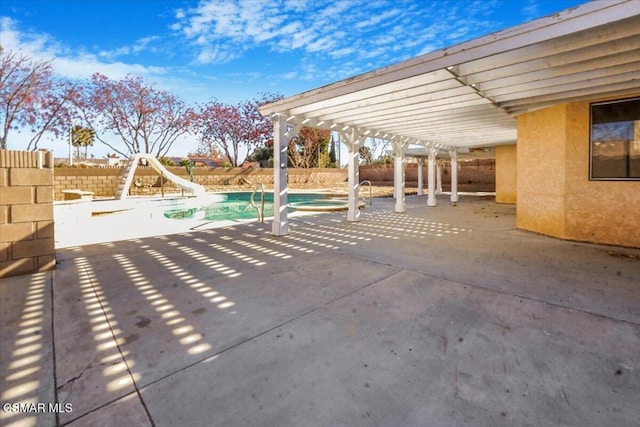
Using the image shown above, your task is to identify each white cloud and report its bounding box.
[290,28,317,50]
[354,8,402,30]
[416,43,441,57]
[370,34,397,47]
[1,16,169,81]
[521,0,539,20]
[55,56,167,80]
[306,35,337,53]
[1,17,58,58]
[194,46,239,65]
[329,47,356,59]
[173,0,505,83]
[131,36,160,54]
[98,36,161,59]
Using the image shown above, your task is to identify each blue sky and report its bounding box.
[1,0,584,157]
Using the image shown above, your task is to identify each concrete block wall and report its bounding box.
[54,167,119,199]
[54,162,496,199]
[54,167,349,199]
[0,149,55,278]
[496,145,517,204]
[360,159,496,192]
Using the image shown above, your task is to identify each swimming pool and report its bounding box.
[163,192,340,221]
[53,191,346,248]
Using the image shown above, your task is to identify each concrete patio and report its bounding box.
[1,195,639,426]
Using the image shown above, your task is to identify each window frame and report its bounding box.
[589,97,640,181]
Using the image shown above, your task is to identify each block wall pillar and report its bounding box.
[496,144,517,204]
[0,150,55,278]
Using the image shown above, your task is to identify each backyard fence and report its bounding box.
[53,167,349,200]
[360,159,496,192]
[52,160,496,201]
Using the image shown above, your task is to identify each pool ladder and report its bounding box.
[359,180,372,207]
[250,183,265,223]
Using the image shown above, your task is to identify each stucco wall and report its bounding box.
[495,145,517,204]
[563,100,640,247]
[517,105,567,237]
[516,96,640,248]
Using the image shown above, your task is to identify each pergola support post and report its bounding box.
[436,161,442,194]
[392,141,407,213]
[417,158,424,196]
[450,149,459,203]
[427,146,437,207]
[344,130,364,222]
[271,114,299,236]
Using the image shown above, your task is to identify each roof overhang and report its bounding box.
[260,0,640,152]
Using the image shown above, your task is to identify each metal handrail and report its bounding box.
[359,180,372,206]
[250,183,266,222]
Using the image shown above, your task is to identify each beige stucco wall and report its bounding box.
[517,104,567,238]
[516,96,640,248]
[495,144,517,204]
[563,100,640,247]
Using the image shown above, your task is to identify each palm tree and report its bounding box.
[71,125,95,159]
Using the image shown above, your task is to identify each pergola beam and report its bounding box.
[315,93,484,124]
[471,46,640,90]
[506,86,640,115]
[291,83,474,119]
[483,62,640,99]
[288,70,453,116]
[359,111,512,130]
[457,15,640,77]
[500,80,640,109]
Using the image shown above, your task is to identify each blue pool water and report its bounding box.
[163,192,334,221]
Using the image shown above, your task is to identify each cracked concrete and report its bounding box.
[1,194,639,426]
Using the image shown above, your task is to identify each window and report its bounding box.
[590,97,640,180]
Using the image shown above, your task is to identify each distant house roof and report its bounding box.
[241,161,259,169]
[53,157,114,167]
[169,156,221,167]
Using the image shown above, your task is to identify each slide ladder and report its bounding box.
[359,180,372,206]
[249,183,266,223]
[114,157,137,199]
[115,154,207,200]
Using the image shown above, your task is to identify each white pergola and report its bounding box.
[259,0,640,236]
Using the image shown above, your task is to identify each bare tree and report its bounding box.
[0,47,77,150]
[287,127,332,168]
[195,94,281,167]
[366,137,390,162]
[80,73,195,157]
[358,145,373,165]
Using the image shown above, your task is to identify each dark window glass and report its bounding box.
[590,98,640,180]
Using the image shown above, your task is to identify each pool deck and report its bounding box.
[2,194,639,426]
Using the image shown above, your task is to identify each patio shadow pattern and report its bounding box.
[1,195,639,426]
